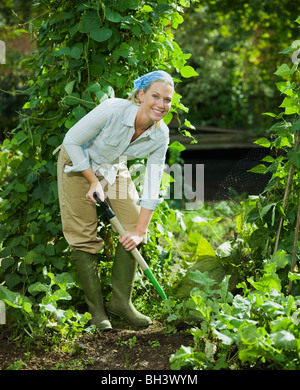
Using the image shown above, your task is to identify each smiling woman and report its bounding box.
[56,70,174,331]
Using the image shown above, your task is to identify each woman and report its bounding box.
[57,70,174,330]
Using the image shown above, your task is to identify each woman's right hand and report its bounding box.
[86,181,105,203]
[82,167,105,203]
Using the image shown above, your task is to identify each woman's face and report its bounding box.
[139,81,174,123]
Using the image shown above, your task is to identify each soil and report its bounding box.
[0,320,193,371]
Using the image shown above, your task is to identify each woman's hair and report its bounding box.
[127,78,173,106]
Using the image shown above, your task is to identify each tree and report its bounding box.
[175,0,300,131]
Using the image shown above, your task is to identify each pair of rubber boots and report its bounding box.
[72,242,151,331]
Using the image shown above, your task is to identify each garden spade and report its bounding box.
[93,192,167,300]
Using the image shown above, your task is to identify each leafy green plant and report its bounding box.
[5,360,28,370]
[29,267,92,339]
[170,18,300,370]
[0,266,92,341]
[205,19,300,293]
[148,339,161,348]
[170,251,300,370]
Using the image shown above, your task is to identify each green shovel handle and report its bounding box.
[93,192,167,300]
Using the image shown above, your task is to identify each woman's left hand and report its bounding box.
[119,230,145,251]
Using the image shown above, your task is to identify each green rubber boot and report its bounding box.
[72,250,112,331]
[107,243,152,327]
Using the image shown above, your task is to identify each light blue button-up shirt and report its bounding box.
[62,98,170,210]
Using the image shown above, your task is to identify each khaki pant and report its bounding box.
[57,146,142,254]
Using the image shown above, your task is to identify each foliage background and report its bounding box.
[175,0,300,131]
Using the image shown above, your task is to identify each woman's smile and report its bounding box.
[151,107,165,117]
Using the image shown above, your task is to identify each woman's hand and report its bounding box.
[86,181,104,203]
[119,230,145,251]
[119,207,153,251]
[81,167,104,203]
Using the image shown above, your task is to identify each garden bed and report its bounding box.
[0,321,192,370]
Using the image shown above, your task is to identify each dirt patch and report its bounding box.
[0,321,192,370]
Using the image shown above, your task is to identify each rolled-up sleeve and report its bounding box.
[137,139,169,210]
[62,102,111,172]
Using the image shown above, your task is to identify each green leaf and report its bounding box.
[279,46,294,54]
[163,40,174,52]
[102,85,115,98]
[288,272,300,282]
[248,164,267,174]
[196,236,216,258]
[232,295,251,317]
[239,324,258,344]
[269,250,289,270]
[254,137,271,148]
[142,5,153,12]
[275,82,295,97]
[52,289,72,301]
[90,28,112,42]
[170,345,195,370]
[65,92,80,105]
[112,0,139,12]
[291,119,300,133]
[287,150,300,168]
[191,290,212,321]
[168,141,186,152]
[262,112,277,117]
[15,245,27,258]
[81,92,95,108]
[180,66,198,78]
[248,273,282,293]
[0,285,32,312]
[52,272,75,290]
[171,12,184,28]
[72,106,87,121]
[216,241,232,258]
[0,257,15,272]
[79,11,101,34]
[64,80,75,94]
[28,282,49,294]
[189,270,218,290]
[70,43,83,59]
[5,273,22,289]
[274,64,291,78]
[270,330,297,351]
[279,97,299,115]
[86,82,102,92]
[54,47,70,57]
[22,101,31,109]
[131,24,141,36]
[15,183,26,192]
[140,20,152,34]
[213,328,235,347]
[105,8,122,23]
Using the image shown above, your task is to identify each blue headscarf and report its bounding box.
[133,70,174,91]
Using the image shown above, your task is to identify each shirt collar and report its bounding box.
[122,103,139,127]
[122,102,158,140]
